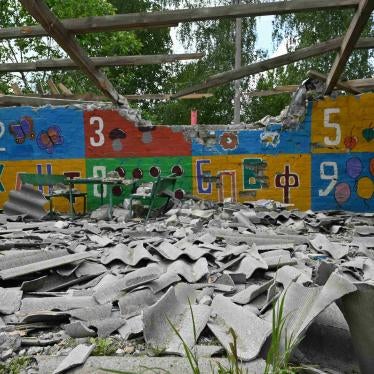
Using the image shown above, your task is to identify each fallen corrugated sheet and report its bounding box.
[339,282,374,374]
[4,184,47,219]
[276,272,357,352]
[52,344,95,374]
[0,251,95,280]
[208,295,271,361]
[143,286,211,355]
[93,264,163,304]
[0,287,22,314]
[167,258,209,283]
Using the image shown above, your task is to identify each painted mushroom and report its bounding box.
[109,128,126,151]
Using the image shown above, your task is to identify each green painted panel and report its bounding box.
[85,156,192,210]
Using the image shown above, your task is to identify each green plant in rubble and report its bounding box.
[215,328,248,374]
[0,356,32,374]
[90,337,118,356]
[264,291,301,374]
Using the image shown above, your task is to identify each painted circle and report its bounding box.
[357,177,374,200]
[174,189,185,200]
[220,132,238,150]
[115,167,126,178]
[171,165,184,176]
[132,168,143,179]
[334,183,351,205]
[149,166,161,178]
[370,158,374,176]
[346,157,363,179]
[112,185,123,197]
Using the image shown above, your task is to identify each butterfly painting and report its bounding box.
[9,116,35,144]
[36,126,64,153]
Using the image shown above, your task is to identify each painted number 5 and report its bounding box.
[324,108,341,146]
[89,116,105,147]
[319,161,338,197]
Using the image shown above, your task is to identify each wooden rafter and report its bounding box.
[0,0,359,40]
[171,37,374,98]
[325,0,374,94]
[308,70,361,94]
[0,94,107,106]
[19,0,124,106]
[0,53,204,73]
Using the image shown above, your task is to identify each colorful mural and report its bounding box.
[84,110,191,158]
[311,93,374,153]
[312,153,374,212]
[192,104,311,156]
[85,157,192,210]
[0,159,86,212]
[0,107,84,160]
[0,94,372,213]
[192,154,311,211]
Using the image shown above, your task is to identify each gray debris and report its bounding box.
[4,184,47,219]
[118,289,158,318]
[0,287,22,314]
[167,258,209,283]
[231,280,273,305]
[310,234,349,260]
[208,295,271,361]
[143,286,211,355]
[52,344,95,374]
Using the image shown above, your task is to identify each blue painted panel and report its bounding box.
[312,153,374,212]
[192,103,311,156]
[0,107,84,161]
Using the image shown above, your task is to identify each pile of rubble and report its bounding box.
[0,199,373,373]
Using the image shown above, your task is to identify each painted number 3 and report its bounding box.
[89,116,105,147]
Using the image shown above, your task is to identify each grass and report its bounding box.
[0,357,32,374]
[90,337,119,356]
[102,295,303,374]
[264,291,300,374]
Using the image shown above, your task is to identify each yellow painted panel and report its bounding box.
[311,93,374,153]
[0,159,86,213]
[192,154,311,211]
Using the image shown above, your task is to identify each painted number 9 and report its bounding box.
[324,108,341,146]
[0,121,5,152]
[89,116,105,147]
[319,161,338,197]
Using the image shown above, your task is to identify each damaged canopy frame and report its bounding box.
[0,0,372,108]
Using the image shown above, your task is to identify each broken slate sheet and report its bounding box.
[143,286,211,355]
[208,295,271,361]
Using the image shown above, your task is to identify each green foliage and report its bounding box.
[0,0,141,94]
[264,292,300,374]
[0,356,32,374]
[90,337,119,356]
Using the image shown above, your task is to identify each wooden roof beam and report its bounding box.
[19,0,125,106]
[325,0,374,94]
[171,37,374,98]
[308,70,362,94]
[0,94,107,106]
[0,0,359,40]
[0,53,204,73]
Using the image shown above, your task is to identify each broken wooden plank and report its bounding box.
[47,79,60,95]
[172,36,374,98]
[11,83,22,95]
[0,1,360,40]
[57,83,73,96]
[325,0,374,94]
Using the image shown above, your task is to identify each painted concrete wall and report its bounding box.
[0,93,373,212]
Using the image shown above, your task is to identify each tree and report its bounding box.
[150,0,262,125]
[0,0,141,95]
[247,6,374,122]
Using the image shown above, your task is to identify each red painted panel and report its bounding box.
[84,110,191,158]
